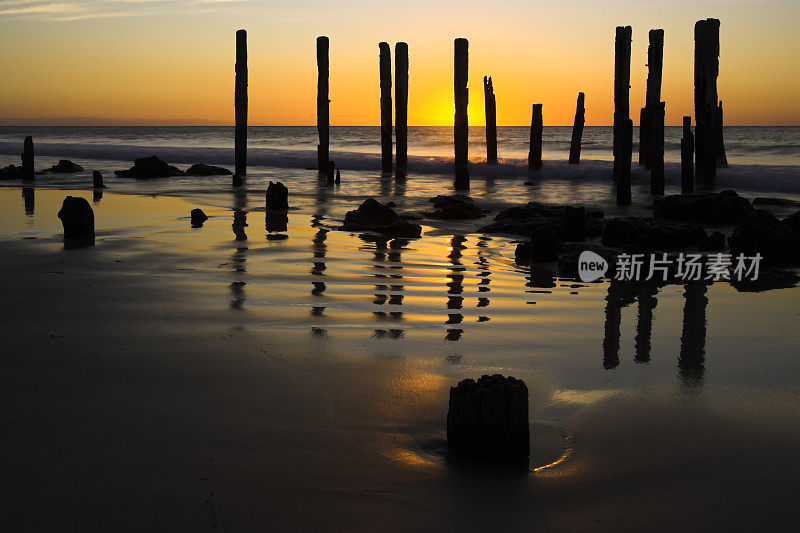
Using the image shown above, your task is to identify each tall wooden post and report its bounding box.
[234,29,247,182]
[21,136,34,180]
[681,116,694,194]
[568,92,585,164]
[454,38,469,190]
[483,76,497,164]
[379,42,393,174]
[613,25,633,206]
[395,42,409,179]
[694,18,725,184]
[317,36,330,175]
[528,104,543,170]
[639,29,663,169]
[650,101,665,195]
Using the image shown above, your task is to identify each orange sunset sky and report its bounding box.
[1,0,798,126]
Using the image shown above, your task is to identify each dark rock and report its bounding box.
[386,201,396,208]
[41,159,84,173]
[698,230,725,251]
[92,171,105,188]
[185,163,232,176]
[0,164,22,180]
[57,196,95,247]
[515,228,563,264]
[729,209,800,263]
[447,374,529,466]
[342,198,422,238]
[782,210,800,236]
[563,205,585,242]
[753,197,800,208]
[265,181,289,211]
[114,156,184,179]
[190,208,208,228]
[602,217,707,251]
[427,194,487,220]
[653,190,753,225]
[480,202,603,239]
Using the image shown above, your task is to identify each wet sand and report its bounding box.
[3,188,800,530]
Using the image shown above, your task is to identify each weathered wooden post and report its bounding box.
[568,92,585,164]
[379,42,393,174]
[395,42,409,179]
[527,104,543,170]
[454,38,469,190]
[234,29,247,183]
[639,29,664,169]
[317,36,330,175]
[22,136,34,180]
[650,101,665,195]
[483,76,497,164]
[694,18,726,184]
[613,26,633,206]
[681,116,694,194]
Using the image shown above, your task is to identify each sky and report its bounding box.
[0,0,798,126]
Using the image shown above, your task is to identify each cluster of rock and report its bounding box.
[342,198,422,238]
[114,156,230,179]
[426,195,487,220]
[40,160,84,174]
[480,202,604,240]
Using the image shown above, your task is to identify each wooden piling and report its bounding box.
[681,116,694,194]
[395,42,409,179]
[649,101,665,195]
[528,104,543,171]
[22,136,34,180]
[454,38,469,190]
[694,18,725,183]
[483,76,497,164]
[234,29,247,182]
[613,25,632,206]
[317,36,330,175]
[568,92,585,164]
[639,29,664,169]
[379,42,393,174]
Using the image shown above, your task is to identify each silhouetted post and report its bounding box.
[483,76,497,164]
[22,136,34,180]
[527,104,543,170]
[639,29,664,169]
[568,92,585,164]
[454,38,469,190]
[613,26,632,205]
[681,116,694,194]
[234,29,247,183]
[395,42,409,179]
[92,171,104,189]
[379,42,393,174]
[317,36,330,175]
[694,18,725,184]
[650,101,665,195]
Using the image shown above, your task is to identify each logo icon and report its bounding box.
[578,251,608,282]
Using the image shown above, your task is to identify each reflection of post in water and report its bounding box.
[679,282,708,387]
[366,235,406,336]
[229,188,248,310]
[21,187,34,215]
[445,235,467,341]
[310,227,328,301]
[602,280,639,369]
[635,283,659,363]
[92,188,103,203]
[475,235,492,321]
[265,211,288,240]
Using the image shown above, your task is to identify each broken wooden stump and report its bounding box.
[483,76,497,164]
[317,36,330,175]
[190,208,208,228]
[58,196,95,247]
[395,42,409,179]
[613,25,632,206]
[265,181,289,211]
[681,116,694,194]
[379,42,393,174]
[235,29,247,179]
[447,374,529,466]
[22,136,34,180]
[694,18,725,184]
[453,38,469,190]
[528,104,543,171]
[568,92,585,164]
